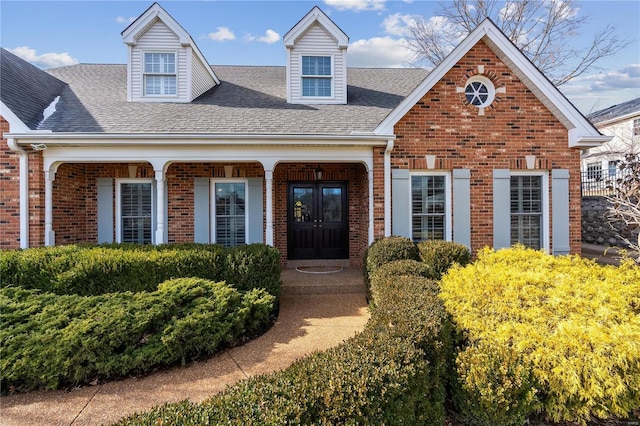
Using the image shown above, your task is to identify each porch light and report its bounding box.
[315,167,323,180]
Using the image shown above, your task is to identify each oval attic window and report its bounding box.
[464,76,495,108]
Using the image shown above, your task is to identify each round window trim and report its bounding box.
[464,76,495,108]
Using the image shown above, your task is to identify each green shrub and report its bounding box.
[0,244,280,296]
[417,239,471,279]
[364,236,419,284]
[440,246,640,425]
[0,278,276,393]
[224,244,281,297]
[115,267,452,425]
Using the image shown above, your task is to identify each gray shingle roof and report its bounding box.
[0,48,67,129]
[41,64,427,135]
[587,97,640,125]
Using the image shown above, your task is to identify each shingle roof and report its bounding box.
[41,64,428,135]
[0,48,68,129]
[587,97,640,125]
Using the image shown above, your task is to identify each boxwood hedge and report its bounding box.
[0,243,281,393]
[114,238,458,426]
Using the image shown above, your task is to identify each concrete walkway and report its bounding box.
[0,267,369,426]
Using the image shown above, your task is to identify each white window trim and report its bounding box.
[210,179,249,246]
[300,54,334,99]
[464,75,495,108]
[510,170,550,252]
[115,178,154,244]
[142,51,178,98]
[409,171,452,242]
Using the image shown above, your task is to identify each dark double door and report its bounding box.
[288,182,349,260]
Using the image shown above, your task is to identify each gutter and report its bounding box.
[6,138,29,248]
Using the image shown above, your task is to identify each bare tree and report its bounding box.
[605,153,640,262]
[407,0,630,86]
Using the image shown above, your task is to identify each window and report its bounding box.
[411,174,451,242]
[587,162,602,181]
[633,118,640,136]
[117,180,153,244]
[144,52,176,96]
[608,160,618,178]
[464,75,495,108]
[301,56,332,97]
[212,181,247,247]
[510,175,543,249]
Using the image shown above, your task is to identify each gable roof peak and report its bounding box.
[283,6,349,48]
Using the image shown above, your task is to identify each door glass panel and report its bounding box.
[293,187,314,222]
[322,187,342,223]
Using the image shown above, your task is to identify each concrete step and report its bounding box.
[280,266,366,295]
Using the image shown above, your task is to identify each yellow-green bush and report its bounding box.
[440,246,640,425]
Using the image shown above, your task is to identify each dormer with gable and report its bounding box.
[283,7,348,105]
[121,2,219,103]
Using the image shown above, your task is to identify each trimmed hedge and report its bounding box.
[1,278,276,393]
[363,236,420,284]
[441,246,640,425]
[114,238,454,426]
[418,239,471,279]
[0,243,280,297]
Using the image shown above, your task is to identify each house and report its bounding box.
[581,97,640,183]
[0,3,608,265]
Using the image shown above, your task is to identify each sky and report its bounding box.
[1,0,638,114]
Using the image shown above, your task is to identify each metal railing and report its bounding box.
[581,169,629,197]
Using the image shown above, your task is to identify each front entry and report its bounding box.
[287,182,349,260]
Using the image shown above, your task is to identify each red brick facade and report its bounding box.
[1,40,584,261]
[390,40,581,254]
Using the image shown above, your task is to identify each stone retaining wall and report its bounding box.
[582,196,635,248]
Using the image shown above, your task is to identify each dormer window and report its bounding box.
[144,52,176,96]
[302,56,332,97]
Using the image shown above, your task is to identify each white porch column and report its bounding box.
[384,139,394,237]
[265,169,274,246]
[368,168,374,244]
[154,169,166,245]
[44,169,55,246]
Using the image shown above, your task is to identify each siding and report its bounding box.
[130,20,188,103]
[289,23,346,104]
[191,51,216,101]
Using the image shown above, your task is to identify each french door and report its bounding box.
[287,182,348,260]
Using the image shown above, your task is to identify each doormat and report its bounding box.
[295,266,344,274]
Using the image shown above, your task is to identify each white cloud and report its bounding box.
[382,13,419,37]
[208,26,236,42]
[324,0,386,12]
[347,37,414,67]
[560,64,640,113]
[246,29,281,44]
[9,46,78,68]
[115,16,135,24]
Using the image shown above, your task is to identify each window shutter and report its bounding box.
[453,169,471,249]
[247,178,264,244]
[493,169,511,249]
[391,169,411,238]
[552,169,570,255]
[193,178,210,243]
[97,178,114,244]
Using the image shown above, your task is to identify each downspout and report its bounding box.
[384,139,394,237]
[7,138,29,248]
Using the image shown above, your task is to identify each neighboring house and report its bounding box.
[0,3,608,265]
[581,97,640,184]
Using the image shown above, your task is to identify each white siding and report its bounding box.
[130,20,188,103]
[191,51,216,101]
[288,23,347,104]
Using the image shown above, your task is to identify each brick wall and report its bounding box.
[0,116,20,248]
[389,40,582,254]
